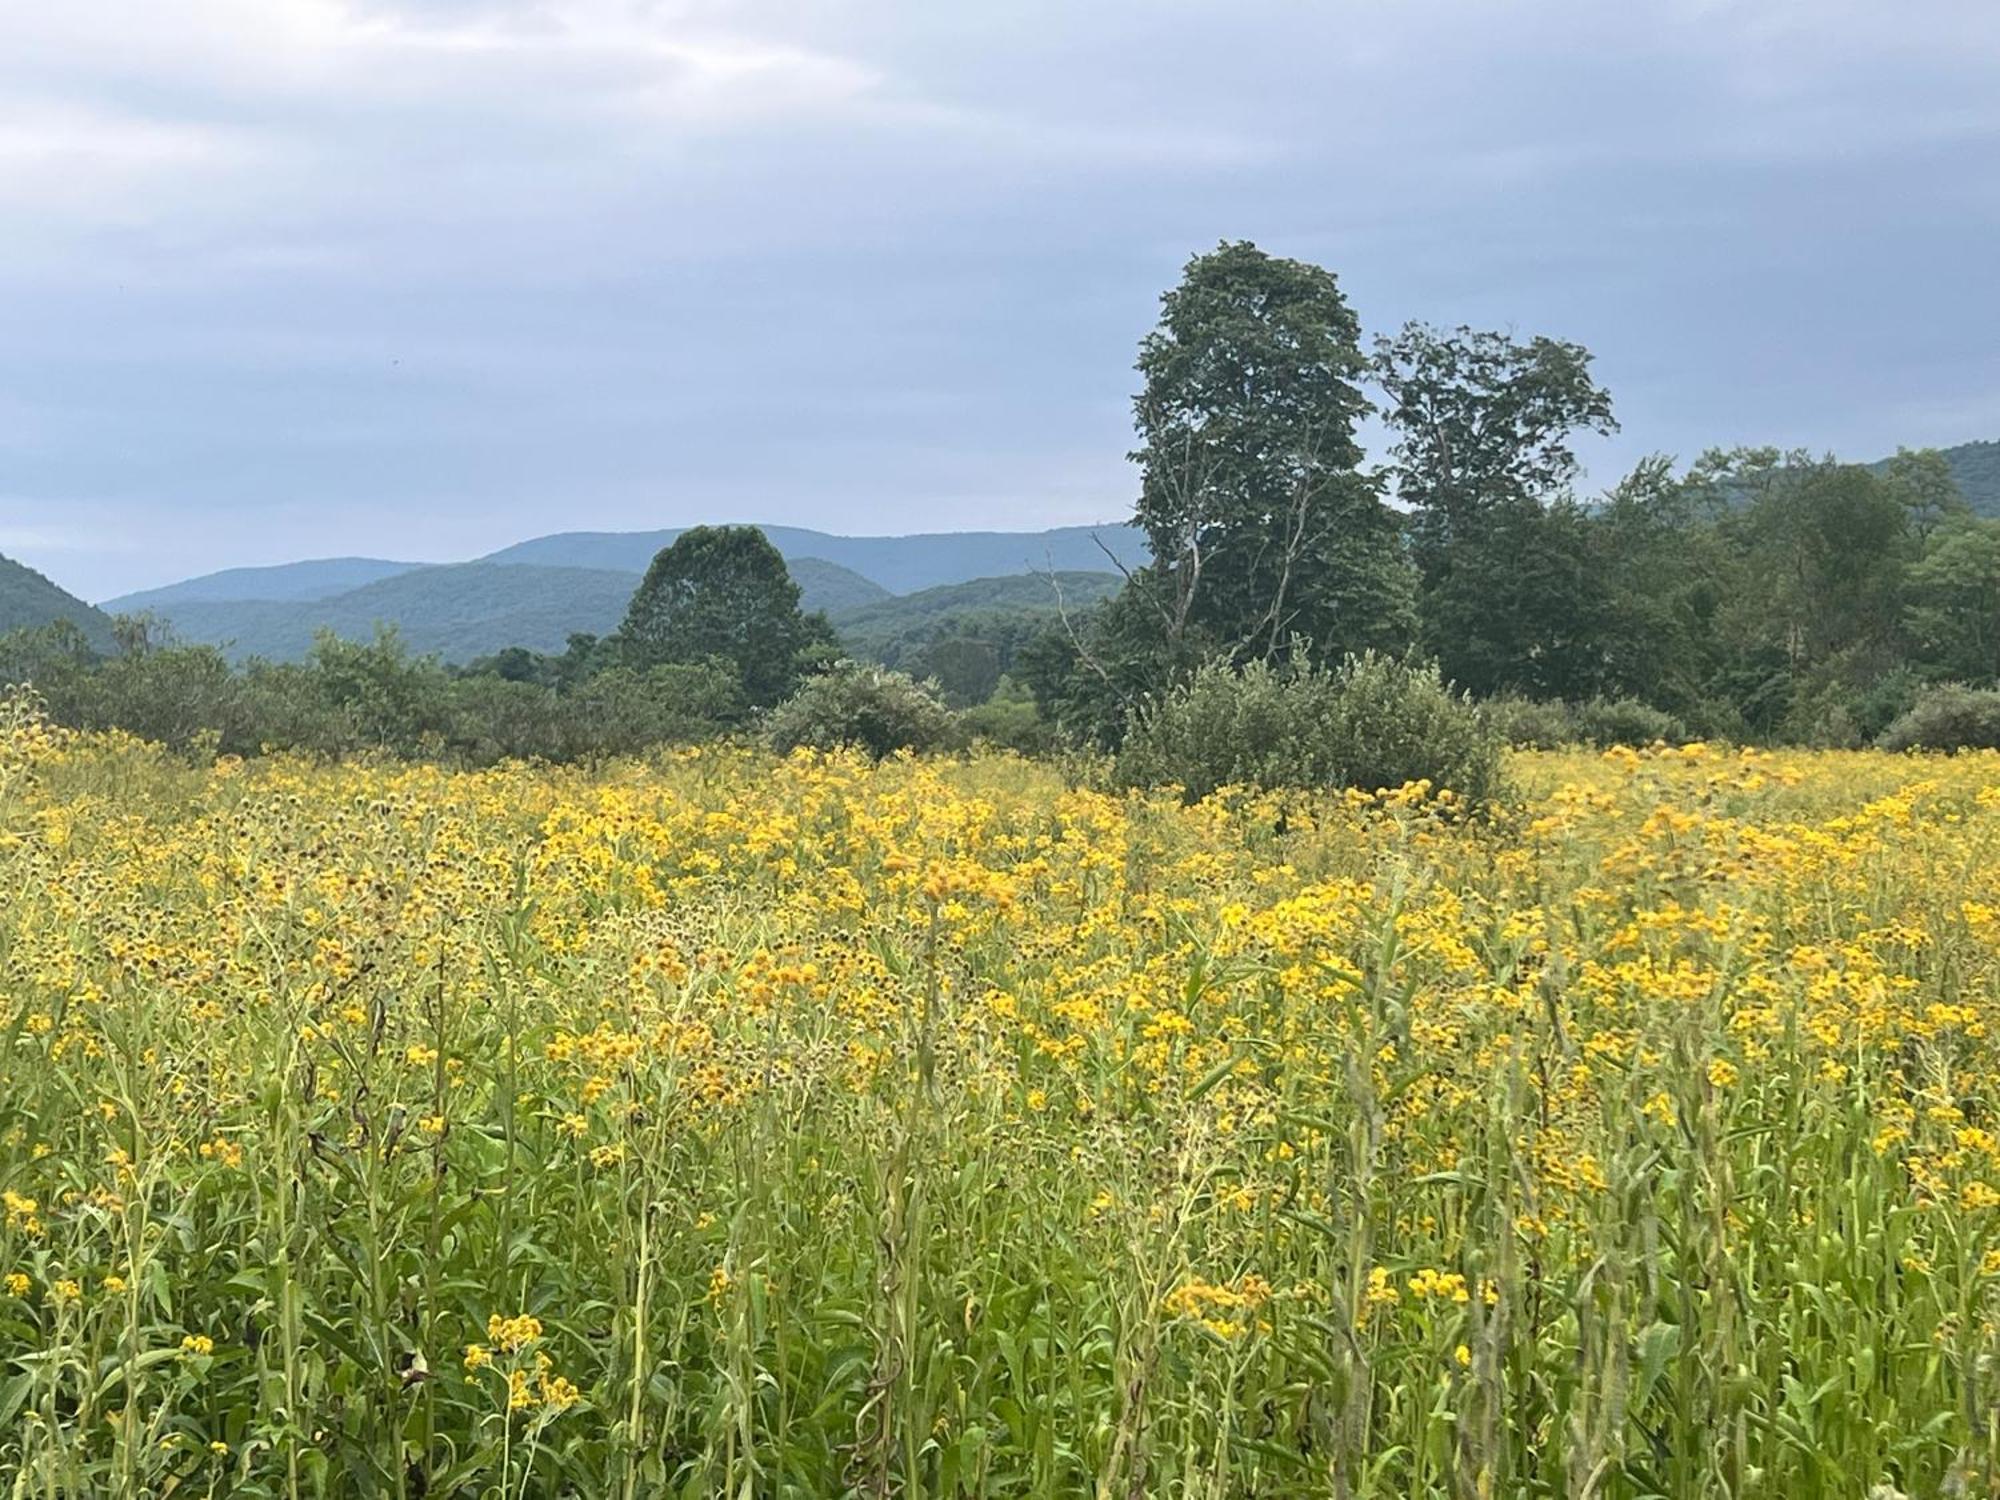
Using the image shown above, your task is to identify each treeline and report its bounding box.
[0,524,1035,765]
[9,239,2000,777]
[1016,242,2000,761]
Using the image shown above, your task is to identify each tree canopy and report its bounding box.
[616,525,832,706]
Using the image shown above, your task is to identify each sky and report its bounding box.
[2,1,1997,602]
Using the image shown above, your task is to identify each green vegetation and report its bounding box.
[1878,682,2000,752]
[9,239,2000,782]
[613,525,833,707]
[118,558,884,665]
[827,571,1120,705]
[481,521,1148,592]
[765,661,956,757]
[134,565,643,664]
[1115,652,1504,805]
[1873,438,2000,518]
[104,556,422,610]
[0,554,115,653]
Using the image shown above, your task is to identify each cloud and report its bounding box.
[0,0,1995,599]
[0,99,262,212]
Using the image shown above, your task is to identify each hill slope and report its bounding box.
[829,571,1122,665]
[140,555,888,664]
[482,523,1148,594]
[104,557,424,611]
[0,554,117,652]
[156,564,640,663]
[787,557,892,614]
[1941,440,2000,516]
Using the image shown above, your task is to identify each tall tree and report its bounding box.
[616,526,831,707]
[1372,322,1617,695]
[1130,241,1414,664]
[1906,514,2000,684]
[1882,446,1970,540]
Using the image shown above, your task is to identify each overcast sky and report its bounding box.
[2,0,1997,600]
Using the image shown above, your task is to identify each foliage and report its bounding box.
[617,526,834,707]
[1482,694,1690,749]
[483,521,1151,594]
[1570,696,1690,747]
[1872,437,2000,520]
[1480,693,1582,750]
[1878,682,2000,751]
[1375,323,1618,535]
[1131,241,1414,665]
[0,552,116,652]
[765,662,957,758]
[0,620,741,764]
[1115,651,1503,805]
[6,723,2000,1494]
[120,558,881,667]
[1373,322,1618,698]
[954,676,1062,756]
[1905,513,2000,683]
[828,571,1122,705]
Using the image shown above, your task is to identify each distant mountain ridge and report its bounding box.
[95,521,1147,664]
[1916,439,1998,516]
[149,564,645,664]
[108,557,424,611]
[0,554,117,653]
[478,523,1148,594]
[133,558,893,665]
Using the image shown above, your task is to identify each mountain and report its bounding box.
[829,571,1123,665]
[1940,439,2000,516]
[155,564,639,663]
[1855,439,1998,516]
[0,553,118,652]
[138,555,890,664]
[788,557,892,614]
[481,523,1148,594]
[104,557,423,611]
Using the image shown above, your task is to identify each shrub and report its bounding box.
[767,663,956,758]
[1482,694,1579,749]
[1879,683,2000,752]
[1571,696,1688,748]
[1115,652,1504,806]
[955,677,1059,756]
[1481,694,1688,750]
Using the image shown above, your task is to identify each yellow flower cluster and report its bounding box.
[3,709,2000,1492]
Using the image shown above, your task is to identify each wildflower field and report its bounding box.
[4,706,2000,1498]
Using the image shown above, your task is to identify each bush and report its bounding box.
[1879,684,2000,752]
[1482,694,1579,750]
[1480,694,1688,749]
[955,677,1060,756]
[1115,652,1504,806]
[767,664,956,758]
[1571,696,1688,748]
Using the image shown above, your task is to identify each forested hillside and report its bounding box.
[1926,439,1998,514]
[119,556,888,663]
[106,557,422,611]
[478,522,1148,592]
[0,554,116,652]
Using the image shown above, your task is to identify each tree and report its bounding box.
[1882,446,1970,540]
[1585,455,1735,719]
[616,526,831,707]
[1372,322,1617,695]
[1375,323,1616,541]
[1130,241,1414,664]
[1906,514,2000,684]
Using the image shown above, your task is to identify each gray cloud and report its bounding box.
[1,0,1995,598]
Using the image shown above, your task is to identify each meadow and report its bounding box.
[2,695,1999,1498]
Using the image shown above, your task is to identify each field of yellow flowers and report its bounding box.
[3,697,2000,1498]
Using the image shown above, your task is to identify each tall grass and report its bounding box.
[2,702,1999,1496]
